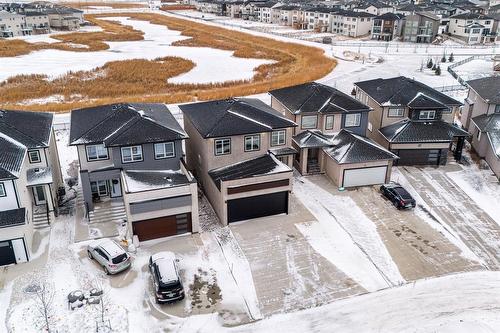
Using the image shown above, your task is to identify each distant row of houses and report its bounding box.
[189,0,499,44]
[0,2,83,37]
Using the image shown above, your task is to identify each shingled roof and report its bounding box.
[180,98,297,139]
[270,82,371,115]
[0,208,26,228]
[467,76,500,104]
[379,119,469,143]
[292,130,334,148]
[325,129,398,164]
[69,103,187,146]
[355,76,462,107]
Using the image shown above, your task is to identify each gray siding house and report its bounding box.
[69,103,199,242]
[0,110,63,266]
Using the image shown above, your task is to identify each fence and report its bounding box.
[447,54,493,86]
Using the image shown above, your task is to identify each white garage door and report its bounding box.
[343,166,387,188]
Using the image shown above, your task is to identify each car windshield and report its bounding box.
[158,280,182,291]
[394,187,412,199]
[112,253,128,264]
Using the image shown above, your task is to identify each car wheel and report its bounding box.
[87,251,93,260]
[103,266,110,275]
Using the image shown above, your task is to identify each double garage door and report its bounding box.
[395,149,443,166]
[342,166,388,188]
[132,213,192,241]
[227,191,288,223]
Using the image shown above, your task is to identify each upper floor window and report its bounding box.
[301,115,318,129]
[345,113,361,127]
[121,145,143,163]
[495,105,500,113]
[419,110,436,120]
[215,138,231,155]
[86,144,108,161]
[271,130,286,146]
[154,142,175,159]
[28,150,41,163]
[0,182,5,197]
[388,108,404,117]
[325,115,334,130]
[244,135,260,152]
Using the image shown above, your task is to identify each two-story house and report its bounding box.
[354,76,469,165]
[402,11,440,43]
[270,82,398,188]
[0,109,63,266]
[180,98,296,225]
[462,76,500,178]
[371,12,405,41]
[448,12,496,44]
[69,103,199,242]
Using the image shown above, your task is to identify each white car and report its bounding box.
[87,239,131,275]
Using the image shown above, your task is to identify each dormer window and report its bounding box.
[419,110,436,120]
[86,144,108,161]
[28,150,41,163]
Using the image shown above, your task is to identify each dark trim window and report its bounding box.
[345,113,361,127]
[214,138,231,156]
[419,110,435,120]
[325,115,334,130]
[86,144,108,161]
[28,150,41,163]
[0,182,5,197]
[388,108,404,117]
[121,145,143,163]
[271,130,286,146]
[301,115,318,129]
[244,135,260,152]
[495,105,500,113]
[90,180,108,196]
[154,142,175,159]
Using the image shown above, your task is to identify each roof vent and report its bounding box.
[111,104,119,111]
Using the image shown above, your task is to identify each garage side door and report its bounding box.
[396,149,441,166]
[343,166,387,188]
[132,213,192,241]
[0,241,16,266]
[227,191,288,223]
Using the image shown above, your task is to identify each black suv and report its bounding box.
[380,183,416,209]
[149,252,185,304]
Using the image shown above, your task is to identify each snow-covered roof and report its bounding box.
[122,169,190,193]
[26,167,53,186]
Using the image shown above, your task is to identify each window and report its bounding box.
[271,130,286,146]
[28,150,41,163]
[388,108,404,117]
[0,182,5,197]
[214,138,231,155]
[90,180,108,196]
[244,135,260,152]
[325,115,334,130]
[495,105,500,113]
[154,142,175,159]
[86,144,108,161]
[301,115,318,129]
[419,110,436,120]
[121,145,143,163]
[345,113,361,127]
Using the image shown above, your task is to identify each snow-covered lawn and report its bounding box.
[0,16,272,84]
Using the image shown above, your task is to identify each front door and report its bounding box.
[110,179,122,198]
[33,186,46,206]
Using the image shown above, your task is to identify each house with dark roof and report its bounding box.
[353,1,394,16]
[69,103,199,242]
[269,82,398,187]
[462,76,500,178]
[180,98,296,225]
[354,76,469,165]
[0,109,62,266]
[371,12,405,41]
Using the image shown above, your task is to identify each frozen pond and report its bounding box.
[0,17,273,84]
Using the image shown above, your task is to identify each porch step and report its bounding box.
[307,159,322,174]
[88,202,127,224]
[33,212,50,230]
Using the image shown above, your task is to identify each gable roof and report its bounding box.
[270,82,371,115]
[472,113,500,132]
[375,12,405,20]
[180,98,296,139]
[0,208,26,228]
[451,12,493,20]
[0,135,26,179]
[379,119,469,143]
[467,76,500,104]
[407,93,449,109]
[354,76,462,107]
[208,154,291,189]
[69,103,187,146]
[0,109,53,148]
[325,129,398,164]
[292,130,334,148]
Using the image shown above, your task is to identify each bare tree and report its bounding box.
[32,282,55,333]
[91,277,112,333]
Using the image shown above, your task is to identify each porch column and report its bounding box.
[454,136,465,161]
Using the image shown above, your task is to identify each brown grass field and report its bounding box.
[60,2,148,9]
[0,13,336,112]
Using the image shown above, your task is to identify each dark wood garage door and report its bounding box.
[227,191,288,223]
[0,241,16,266]
[394,149,443,166]
[132,213,192,241]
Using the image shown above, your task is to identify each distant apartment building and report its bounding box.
[448,12,497,44]
[0,10,28,37]
[371,12,405,40]
[331,10,375,37]
[354,1,394,16]
[402,11,440,43]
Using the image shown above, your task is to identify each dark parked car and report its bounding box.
[380,183,416,209]
[149,252,185,304]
